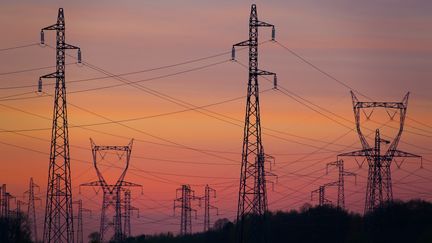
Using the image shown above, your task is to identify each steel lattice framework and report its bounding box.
[231,4,277,243]
[326,160,356,209]
[339,91,421,213]
[73,200,91,243]
[38,8,81,243]
[25,178,41,242]
[80,139,142,242]
[123,189,139,238]
[203,185,218,232]
[311,183,335,207]
[174,185,198,235]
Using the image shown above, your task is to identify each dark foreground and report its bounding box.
[1,200,432,243]
[124,200,432,243]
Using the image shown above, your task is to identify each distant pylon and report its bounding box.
[311,183,335,206]
[202,185,218,232]
[326,160,356,209]
[38,7,82,243]
[25,178,41,242]
[80,139,142,242]
[174,185,199,235]
[339,92,422,213]
[0,184,6,217]
[73,200,91,243]
[123,189,139,238]
[16,200,26,218]
[231,4,277,243]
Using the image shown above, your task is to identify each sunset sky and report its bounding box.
[0,0,431,238]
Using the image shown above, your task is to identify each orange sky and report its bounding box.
[0,0,431,238]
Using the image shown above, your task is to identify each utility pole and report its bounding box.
[326,160,356,209]
[231,4,277,243]
[339,92,422,214]
[202,185,218,232]
[25,177,41,243]
[80,139,142,242]
[73,200,91,243]
[38,7,82,243]
[174,185,199,235]
[123,189,139,238]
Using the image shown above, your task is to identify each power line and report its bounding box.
[0,43,39,52]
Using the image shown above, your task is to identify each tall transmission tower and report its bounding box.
[73,200,91,243]
[38,8,82,243]
[80,139,142,242]
[339,92,421,213]
[174,185,199,236]
[25,178,41,242]
[202,185,218,232]
[326,160,356,209]
[122,189,139,238]
[231,4,277,243]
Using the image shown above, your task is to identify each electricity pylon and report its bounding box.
[25,178,41,242]
[231,4,277,243]
[73,200,91,243]
[311,183,336,206]
[123,189,139,238]
[80,139,142,242]
[339,92,422,213]
[38,7,82,243]
[326,160,356,209]
[16,200,26,218]
[0,184,5,217]
[174,185,199,235]
[202,185,218,232]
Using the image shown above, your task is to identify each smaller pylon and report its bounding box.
[123,189,139,238]
[73,200,91,243]
[16,200,27,218]
[174,185,199,235]
[202,185,218,232]
[0,184,6,217]
[326,160,356,209]
[311,182,338,206]
[25,177,41,242]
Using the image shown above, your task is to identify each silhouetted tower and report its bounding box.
[326,160,356,209]
[123,189,139,238]
[311,183,335,206]
[25,178,41,242]
[80,139,141,242]
[16,200,26,218]
[202,185,218,232]
[73,200,91,243]
[174,185,199,235]
[38,8,82,243]
[0,184,6,217]
[339,92,421,213]
[6,193,15,218]
[231,4,277,243]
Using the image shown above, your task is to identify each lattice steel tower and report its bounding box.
[203,185,218,232]
[123,189,139,238]
[326,160,356,209]
[25,178,41,242]
[339,92,421,213]
[231,4,277,243]
[73,199,91,243]
[174,185,198,235]
[80,139,141,242]
[38,8,81,243]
